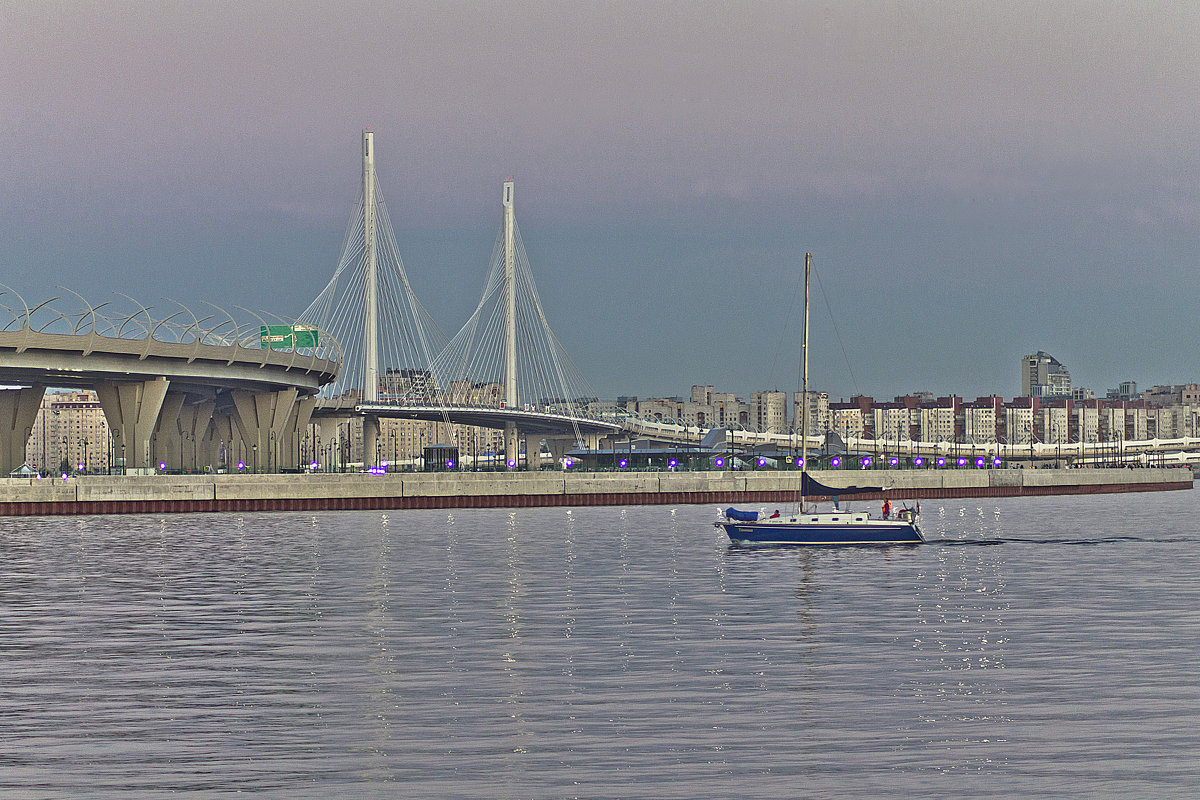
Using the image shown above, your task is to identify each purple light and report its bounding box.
[797,457,804,467]
[862,457,872,467]
[159,462,166,470]
[993,457,1002,466]
[889,457,899,466]
[975,457,985,467]
[831,457,841,467]
[714,457,725,467]
[668,459,678,467]
[238,461,245,470]
[311,461,319,470]
[915,457,924,466]
[62,472,67,481]
[957,457,967,466]
[936,457,945,467]
[564,458,574,468]
[757,458,767,467]
[618,458,628,468]
[507,459,516,468]
[446,460,455,469]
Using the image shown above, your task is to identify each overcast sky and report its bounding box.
[3,1,1198,401]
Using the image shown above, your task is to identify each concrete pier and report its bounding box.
[0,468,1190,517]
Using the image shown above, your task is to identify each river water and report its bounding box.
[2,487,1199,798]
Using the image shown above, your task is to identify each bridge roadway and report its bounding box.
[354,403,623,437]
[0,329,339,474]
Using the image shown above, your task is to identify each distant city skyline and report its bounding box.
[3,3,1198,400]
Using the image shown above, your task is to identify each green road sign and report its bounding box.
[260,325,319,350]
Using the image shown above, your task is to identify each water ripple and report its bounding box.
[2,490,1199,797]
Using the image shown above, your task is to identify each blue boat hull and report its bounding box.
[719,520,922,546]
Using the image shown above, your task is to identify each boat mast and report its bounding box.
[800,252,811,512]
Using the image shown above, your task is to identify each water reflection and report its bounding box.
[907,506,1012,774]
[501,509,532,760]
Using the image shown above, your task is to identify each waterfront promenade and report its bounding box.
[0,467,1189,516]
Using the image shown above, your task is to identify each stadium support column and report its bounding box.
[0,384,44,475]
[284,396,316,471]
[177,399,215,472]
[230,388,299,473]
[204,411,237,471]
[503,179,520,468]
[95,378,170,470]
[151,392,187,471]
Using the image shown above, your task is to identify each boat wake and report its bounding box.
[926,535,1196,546]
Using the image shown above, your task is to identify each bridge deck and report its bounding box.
[352,403,622,436]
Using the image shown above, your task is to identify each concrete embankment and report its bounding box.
[0,468,1190,516]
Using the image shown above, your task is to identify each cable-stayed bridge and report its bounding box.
[4,131,1199,475]
[298,132,618,469]
[292,133,1200,473]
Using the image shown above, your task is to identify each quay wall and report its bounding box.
[0,468,1190,517]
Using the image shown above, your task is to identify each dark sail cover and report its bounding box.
[802,472,883,496]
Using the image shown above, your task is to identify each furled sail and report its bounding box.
[802,473,883,497]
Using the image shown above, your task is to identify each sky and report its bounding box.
[3,1,1198,402]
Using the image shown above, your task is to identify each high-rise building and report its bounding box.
[750,390,788,433]
[1021,351,1071,398]
[792,391,829,438]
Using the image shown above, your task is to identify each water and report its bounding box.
[3,488,1200,798]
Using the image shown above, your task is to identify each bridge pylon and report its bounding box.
[299,131,448,466]
[430,180,599,466]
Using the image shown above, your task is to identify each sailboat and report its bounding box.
[715,253,922,546]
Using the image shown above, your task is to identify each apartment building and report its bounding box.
[25,390,111,474]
